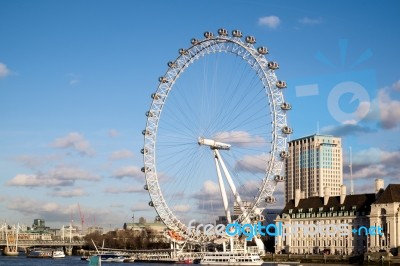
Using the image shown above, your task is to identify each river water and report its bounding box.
[0,255,352,266]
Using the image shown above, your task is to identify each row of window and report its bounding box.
[283,211,366,219]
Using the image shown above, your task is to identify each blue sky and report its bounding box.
[1,0,399,230]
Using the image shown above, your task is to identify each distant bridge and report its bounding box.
[0,239,85,248]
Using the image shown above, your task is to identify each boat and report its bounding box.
[200,251,263,266]
[176,257,193,264]
[27,248,53,258]
[87,253,126,263]
[100,253,126,262]
[123,256,135,263]
[52,249,66,258]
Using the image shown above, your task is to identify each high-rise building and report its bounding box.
[285,134,343,203]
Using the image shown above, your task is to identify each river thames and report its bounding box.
[0,255,354,266]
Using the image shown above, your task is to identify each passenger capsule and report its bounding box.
[280,102,292,110]
[276,80,287,88]
[257,46,268,55]
[282,126,293,134]
[155,216,161,222]
[145,111,154,117]
[204,31,214,39]
[274,175,286,182]
[245,36,256,44]
[144,184,148,190]
[142,129,151,136]
[268,61,279,70]
[179,48,188,55]
[265,196,277,204]
[218,28,228,36]
[140,148,148,154]
[149,201,154,207]
[151,93,160,100]
[168,61,177,68]
[280,151,290,159]
[191,38,199,45]
[232,30,243,38]
[159,77,168,83]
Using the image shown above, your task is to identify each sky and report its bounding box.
[0,0,399,231]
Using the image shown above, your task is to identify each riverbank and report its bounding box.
[262,253,400,265]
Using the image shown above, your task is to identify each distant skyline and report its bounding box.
[1,0,399,229]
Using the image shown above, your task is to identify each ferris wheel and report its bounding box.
[142,29,292,243]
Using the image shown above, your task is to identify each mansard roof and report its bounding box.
[281,183,400,215]
[374,184,400,204]
[281,193,376,214]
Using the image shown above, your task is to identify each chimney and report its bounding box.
[295,189,301,207]
[375,178,384,199]
[340,185,346,205]
[375,178,384,193]
[324,187,330,206]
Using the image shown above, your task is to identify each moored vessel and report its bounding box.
[87,253,126,263]
[26,248,53,258]
[200,251,263,266]
[52,249,66,258]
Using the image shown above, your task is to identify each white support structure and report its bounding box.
[214,154,232,224]
[214,149,248,219]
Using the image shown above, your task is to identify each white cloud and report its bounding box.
[130,202,152,212]
[344,148,400,181]
[112,166,142,179]
[51,132,95,156]
[393,80,400,91]
[355,85,400,129]
[6,197,126,227]
[104,186,145,194]
[321,123,375,137]
[0,62,11,78]
[109,150,134,161]
[214,131,266,148]
[14,154,63,170]
[7,166,100,188]
[199,180,220,196]
[172,204,191,213]
[350,164,387,180]
[235,153,270,173]
[7,174,72,187]
[46,166,101,181]
[7,198,72,217]
[351,147,382,165]
[191,180,221,209]
[258,16,281,29]
[377,89,400,129]
[192,180,223,213]
[298,17,322,25]
[50,188,87,197]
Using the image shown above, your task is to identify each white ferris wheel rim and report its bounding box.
[142,29,290,242]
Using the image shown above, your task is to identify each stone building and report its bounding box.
[369,181,400,254]
[275,179,400,255]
